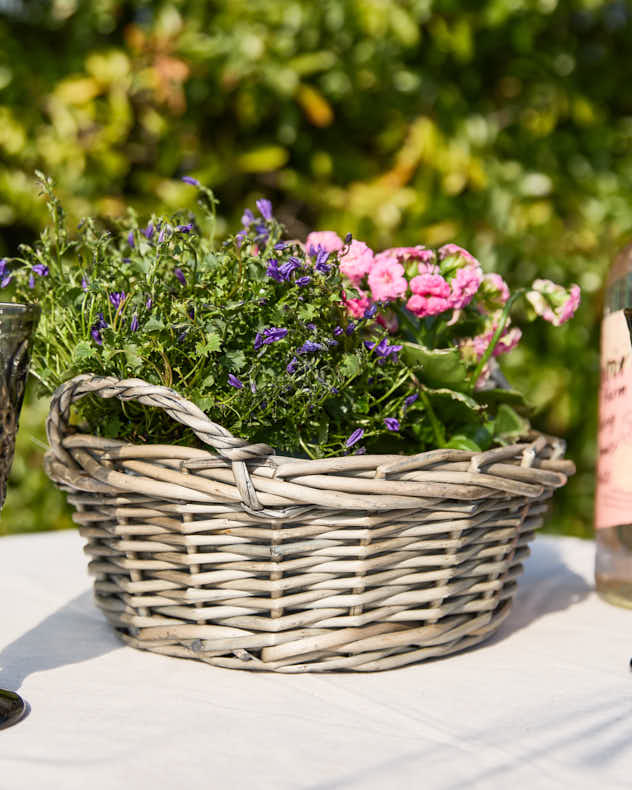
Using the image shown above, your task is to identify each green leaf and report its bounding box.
[72,341,96,362]
[400,342,469,391]
[424,386,483,425]
[492,404,531,444]
[339,353,361,378]
[444,435,482,452]
[474,388,529,408]
[224,349,246,371]
[124,343,143,371]
[196,333,222,355]
[144,316,165,332]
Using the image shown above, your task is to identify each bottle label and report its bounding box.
[596,309,632,528]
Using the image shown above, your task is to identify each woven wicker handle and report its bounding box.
[46,374,273,510]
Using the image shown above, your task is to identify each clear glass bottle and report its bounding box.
[595,242,632,607]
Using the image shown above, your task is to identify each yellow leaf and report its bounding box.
[296,84,334,127]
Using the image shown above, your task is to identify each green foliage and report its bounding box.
[2,0,626,536]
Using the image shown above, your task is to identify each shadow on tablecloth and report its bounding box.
[0,589,121,691]
[488,535,593,645]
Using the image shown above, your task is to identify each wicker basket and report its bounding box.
[45,374,574,673]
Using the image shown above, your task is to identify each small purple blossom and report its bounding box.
[263,327,288,344]
[298,340,324,354]
[32,263,49,277]
[177,330,188,343]
[344,232,352,244]
[296,276,311,287]
[130,314,139,332]
[228,374,243,389]
[345,428,364,448]
[241,208,254,227]
[174,268,186,285]
[109,291,126,311]
[250,380,257,394]
[158,226,167,244]
[314,248,331,274]
[274,242,287,250]
[404,393,419,407]
[286,357,299,374]
[181,176,200,186]
[345,322,356,335]
[266,259,283,282]
[279,258,301,279]
[146,296,152,310]
[333,326,343,337]
[256,199,273,221]
[235,230,247,247]
[81,276,89,291]
[364,303,378,319]
[90,327,102,345]
[254,332,264,350]
[28,273,35,289]
[331,387,339,394]
[188,306,195,320]
[142,222,154,240]
[127,230,135,248]
[354,447,367,455]
[0,274,10,289]
[326,339,339,347]
[90,312,108,345]
[384,418,400,432]
[306,323,317,332]
[176,223,193,234]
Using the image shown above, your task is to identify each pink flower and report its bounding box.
[438,244,479,266]
[339,240,374,287]
[343,290,371,318]
[482,273,510,306]
[409,273,451,298]
[406,294,452,318]
[406,272,452,317]
[462,322,522,360]
[305,231,344,254]
[367,259,408,302]
[377,311,399,333]
[526,280,581,326]
[449,265,483,309]
[376,246,436,267]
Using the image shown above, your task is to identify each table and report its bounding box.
[0,530,630,789]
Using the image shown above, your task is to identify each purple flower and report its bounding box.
[364,338,402,359]
[241,209,254,227]
[0,259,6,276]
[176,223,193,234]
[188,306,195,320]
[32,263,49,277]
[254,332,264,350]
[146,296,152,310]
[250,380,257,394]
[142,222,154,240]
[91,313,108,345]
[127,230,135,248]
[158,226,167,244]
[235,230,246,247]
[404,393,419,407]
[228,374,243,389]
[354,447,366,455]
[298,340,324,354]
[177,330,188,343]
[130,314,139,332]
[333,326,343,337]
[256,199,273,221]
[331,387,339,394]
[262,327,288,344]
[326,339,339,347]
[266,259,283,282]
[384,418,400,432]
[279,258,300,279]
[345,322,356,335]
[28,273,35,289]
[181,176,200,186]
[314,248,331,274]
[296,276,311,287]
[344,232,352,244]
[286,357,299,374]
[274,242,287,250]
[174,268,186,285]
[363,303,377,319]
[306,322,317,332]
[109,291,126,311]
[345,428,364,448]
[81,276,89,291]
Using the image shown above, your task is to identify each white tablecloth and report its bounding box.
[0,530,630,789]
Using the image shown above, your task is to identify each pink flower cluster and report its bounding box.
[306,231,487,320]
[526,279,581,326]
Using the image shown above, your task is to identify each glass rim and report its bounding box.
[0,302,41,318]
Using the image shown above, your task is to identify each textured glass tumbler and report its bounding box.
[0,302,40,728]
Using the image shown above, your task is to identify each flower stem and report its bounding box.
[469,289,524,391]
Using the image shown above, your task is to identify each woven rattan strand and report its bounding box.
[44,374,574,672]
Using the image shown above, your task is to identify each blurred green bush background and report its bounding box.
[2,0,632,538]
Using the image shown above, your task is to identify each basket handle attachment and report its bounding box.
[46,374,273,511]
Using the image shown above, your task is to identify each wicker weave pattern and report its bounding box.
[45,375,574,672]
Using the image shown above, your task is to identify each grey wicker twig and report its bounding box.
[45,374,574,673]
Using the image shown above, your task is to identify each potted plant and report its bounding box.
[2,174,578,672]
